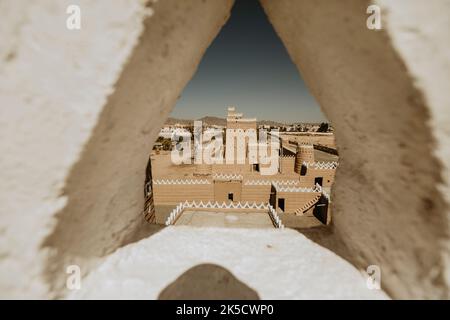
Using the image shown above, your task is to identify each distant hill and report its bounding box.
[165,116,227,126]
[199,116,227,126]
[165,117,193,125]
[166,116,287,127]
[257,120,285,127]
[164,117,329,128]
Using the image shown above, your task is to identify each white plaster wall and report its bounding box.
[0,0,152,299]
[69,227,388,300]
[1,0,448,300]
[376,0,450,290]
[0,0,233,298]
[261,0,450,298]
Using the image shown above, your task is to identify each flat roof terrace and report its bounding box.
[175,210,275,229]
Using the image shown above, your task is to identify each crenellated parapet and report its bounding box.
[302,161,339,170]
[272,182,322,193]
[244,179,299,186]
[213,173,243,180]
[153,179,211,185]
[165,201,284,228]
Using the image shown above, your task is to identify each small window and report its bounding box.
[315,177,323,186]
[300,165,307,176]
[228,193,234,201]
[278,198,285,212]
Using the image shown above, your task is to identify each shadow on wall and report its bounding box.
[295,226,353,262]
[39,0,233,298]
[158,263,260,300]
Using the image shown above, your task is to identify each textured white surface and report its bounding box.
[0,0,151,298]
[0,0,234,298]
[70,227,388,300]
[261,0,450,298]
[1,0,449,299]
[377,0,450,288]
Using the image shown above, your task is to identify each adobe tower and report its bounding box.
[294,144,315,174]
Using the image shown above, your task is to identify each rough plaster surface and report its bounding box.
[70,227,388,300]
[0,0,152,299]
[1,0,449,299]
[261,0,450,298]
[0,0,233,298]
[376,0,450,291]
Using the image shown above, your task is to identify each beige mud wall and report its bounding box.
[283,134,337,148]
[307,169,335,188]
[214,181,243,202]
[261,0,450,298]
[0,0,233,298]
[154,183,214,205]
[279,156,295,173]
[242,184,271,203]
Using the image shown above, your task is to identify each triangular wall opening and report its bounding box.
[145,0,338,229]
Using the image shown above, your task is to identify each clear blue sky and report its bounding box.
[170,0,327,123]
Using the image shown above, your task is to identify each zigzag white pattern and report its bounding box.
[272,182,322,193]
[244,179,300,186]
[153,179,211,185]
[267,204,285,229]
[165,201,276,226]
[302,161,339,170]
[213,173,243,180]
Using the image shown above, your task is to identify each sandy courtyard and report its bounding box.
[175,210,275,228]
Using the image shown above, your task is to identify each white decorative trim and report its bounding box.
[165,203,184,226]
[164,201,284,229]
[213,173,243,180]
[244,180,271,186]
[315,183,323,193]
[244,179,299,186]
[302,161,339,170]
[322,188,330,200]
[153,179,211,185]
[272,182,322,193]
[268,204,285,229]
